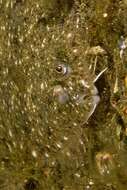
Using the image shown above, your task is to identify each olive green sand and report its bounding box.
[0,0,127,190]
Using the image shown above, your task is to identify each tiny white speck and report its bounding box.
[73,49,78,53]
[36,3,39,8]
[41,43,45,48]
[56,143,62,149]
[32,150,37,158]
[31,128,35,132]
[19,36,23,43]
[40,83,44,90]
[53,120,58,125]
[52,34,55,39]
[79,139,84,145]
[20,144,23,150]
[46,25,50,31]
[76,17,80,24]
[51,161,55,166]
[103,13,108,18]
[89,180,94,185]
[75,173,80,178]
[73,122,78,126]
[6,1,9,8]
[8,129,13,138]
[66,151,71,157]
[1,26,5,31]
[69,86,73,91]
[46,144,50,149]
[7,143,12,152]
[67,33,72,38]
[45,152,49,158]
[63,136,68,141]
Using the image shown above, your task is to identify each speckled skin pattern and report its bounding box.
[0,1,116,190]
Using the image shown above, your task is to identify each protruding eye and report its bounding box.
[55,64,70,76]
[56,65,63,73]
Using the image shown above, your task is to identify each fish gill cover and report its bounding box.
[0,0,127,190]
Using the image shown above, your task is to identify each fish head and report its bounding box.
[43,44,100,127]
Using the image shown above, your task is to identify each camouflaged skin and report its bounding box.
[0,1,127,190]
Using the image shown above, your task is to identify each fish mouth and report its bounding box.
[53,84,100,106]
[72,86,100,122]
[53,84,100,123]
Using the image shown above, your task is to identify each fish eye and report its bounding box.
[56,65,63,73]
[55,64,68,76]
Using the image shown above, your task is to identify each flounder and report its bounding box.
[0,1,102,189]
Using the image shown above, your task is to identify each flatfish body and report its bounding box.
[0,1,99,189]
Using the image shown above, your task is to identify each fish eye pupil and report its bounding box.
[56,65,63,73]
